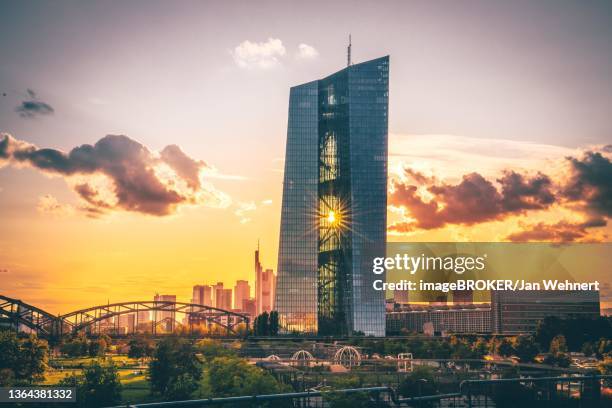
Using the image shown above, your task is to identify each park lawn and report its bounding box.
[42,369,81,385]
[121,378,159,404]
[50,354,140,368]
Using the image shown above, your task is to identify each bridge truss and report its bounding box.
[0,295,249,338]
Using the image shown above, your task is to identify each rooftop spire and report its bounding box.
[347,34,352,67]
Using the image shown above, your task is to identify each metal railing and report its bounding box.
[109,374,612,407]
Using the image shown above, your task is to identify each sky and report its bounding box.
[0,0,610,313]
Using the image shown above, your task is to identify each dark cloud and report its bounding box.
[15,89,55,118]
[160,144,208,190]
[0,133,219,216]
[562,151,612,217]
[389,170,556,230]
[498,171,555,211]
[506,218,607,242]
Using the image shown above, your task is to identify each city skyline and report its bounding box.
[1,1,611,314]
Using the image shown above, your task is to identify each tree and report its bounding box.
[582,342,595,357]
[398,366,437,398]
[17,335,48,383]
[149,337,202,400]
[254,312,270,336]
[323,376,371,408]
[0,331,48,385]
[60,336,89,357]
[127,338,154,360]
[269,311,279,336]
[59,361,122,407]
[196,338,235,362]
[0,331,19,385]
[88,338,107,357]
[497,338,515,357]
[206,356,287,399]
[549,335,568,355]
[471,337,489,359]
[513,336,539,362]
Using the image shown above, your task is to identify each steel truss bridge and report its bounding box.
[0,294,249,338]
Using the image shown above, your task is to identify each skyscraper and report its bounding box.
[255,246,275,315]
[153,294,176,332]
[192,284,212,307]
[234,280,251,310]
[275,55,389,336]
[213,283,232,310]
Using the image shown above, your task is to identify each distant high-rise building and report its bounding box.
[215,288,232,310]
[137,310,150,324]
[211,282,223,307]
[275,55,389,336]
[242,298,257,318]
[192,285,212,307]
[234,280,251,310]
[255,245,275,315]
[153,294,176,332]
[118,313,135,334]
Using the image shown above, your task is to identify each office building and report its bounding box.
[453,290,473,305]
[153,294,176,332]
[386,304,491,335]
[192,284,212,307]
[242,298,257,318]
[275,54,389,336]
[234,280,251,311]
[491,290,600,334]
[215,287,232,311]
[255,246,275,314]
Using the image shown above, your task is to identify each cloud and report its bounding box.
[506,218,607,242]
[234,201,256,224]
[296,43,319,59]
[562,151,612,217]
[15,89,54,118]
[36,194,75,217]
[160,144,208,190]
[232,38,286,69]
[389,169,556,230]
[0,133,230,216]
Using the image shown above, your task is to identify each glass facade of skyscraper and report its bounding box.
[276,56,388,336]
[276,80,319,333]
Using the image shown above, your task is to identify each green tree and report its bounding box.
[497,338,515,357]
[0,331,48,385]
[254,312,270,336]
[0,331,19,385]
[471,337,489,359]
[398,366,437,398]
[59,361,122,407]
[513,336,539,362]
[88,338,107,357]
[269,311,279,336]
[206,356,287,398]
[549,335,568,355]
[149,337,202,400]
[17,334,48,383]
[127,338,154,360]
[597,338,612,359]
[581,341,595,357]
[196,338,235,362]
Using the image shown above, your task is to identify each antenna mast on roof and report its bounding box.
[347,34,352,67]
